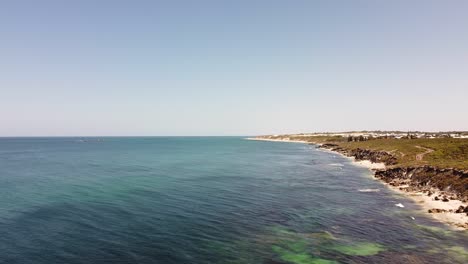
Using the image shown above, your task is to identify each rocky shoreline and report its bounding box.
[318,143,468,229]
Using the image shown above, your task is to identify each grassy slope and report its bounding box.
[338,138,468,169]
[261,135,468,170]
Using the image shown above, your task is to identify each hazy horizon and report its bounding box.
[1,129,468,138]
[1,0,467,136]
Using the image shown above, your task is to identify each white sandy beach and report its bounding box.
[385,184,468,229]
[245,137,309,144]
[317,147,387,170]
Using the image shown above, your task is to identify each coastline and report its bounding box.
[385,183,468,229]
[245,137,310,144]
[247,137,468,230]
[316,145,387,170]
[246,137,386,171]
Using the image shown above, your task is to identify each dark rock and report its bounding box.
[346,148,398,165]
[428,208,447,213]
[374,166,468,200]
[455,206,465,213]
[319,143,339,149]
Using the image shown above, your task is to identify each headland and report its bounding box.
[248,131,468,229]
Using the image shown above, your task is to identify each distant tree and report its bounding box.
[347,136,353,142]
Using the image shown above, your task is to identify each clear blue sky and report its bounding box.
[1,0,467,136]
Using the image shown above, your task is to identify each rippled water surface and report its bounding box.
[0,137,467,263]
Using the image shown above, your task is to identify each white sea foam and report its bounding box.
[358,188,380,193]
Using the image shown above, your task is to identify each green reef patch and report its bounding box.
[445,246,468,262]
[272,244,337,264]
[269,228,338,264]
[331,242,385,256]
[416,224,455,237]
[265,226,391,263]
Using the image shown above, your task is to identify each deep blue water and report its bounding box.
[0,137,466,263]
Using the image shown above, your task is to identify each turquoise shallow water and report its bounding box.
[0,137,467,263]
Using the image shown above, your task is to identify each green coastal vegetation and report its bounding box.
[338,138,468,169]
[258,134,468,170]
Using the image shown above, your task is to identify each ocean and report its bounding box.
[0,137,466,263]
